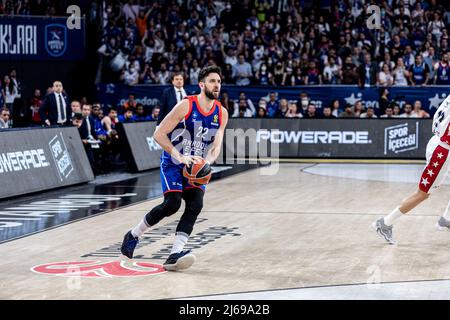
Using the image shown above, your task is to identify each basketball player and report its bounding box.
[373,94,450,244]
[120,66,228,270]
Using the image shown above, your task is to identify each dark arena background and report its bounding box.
[1,0,450,312]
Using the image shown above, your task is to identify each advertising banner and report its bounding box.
[0,127,94,199]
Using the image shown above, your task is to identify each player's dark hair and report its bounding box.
[198,65,222,83]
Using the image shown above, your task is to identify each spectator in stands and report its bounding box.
[149,106,160,121]
[329,99,341,118]
[123,94,137,111]
[339,103,356,118]
[158,72,186,125]
[298,92,310,115]
[381,105,395,118]
[102,107,119,139]
[304,104,319,119]
[231,98,251,118]
[220,91,235,115]
[28,89,42,127]
[139,64,158,84]
[9,68,21,100]
[133,104,150,122]
[322,106,336,119]
[40,81,71,127]
[323,57,341,84]
[304,61,322,85]
[379,64,394,87]
[71,101,82,118]
[232,54,252,86]
[434,52,450,85]
[393,57,409,86]
[275,99,289,118]
[378,88,390,115]
[392,103,401,117]
[409,54,430,85]
[118,109,135,123]
[358,53,378,87]
[360,106,378,119]
[353,101,364,118]
[341,56,358,84]
[81,104,96,139]
[266,92,279,118]
[0,107,10,128]
[285,103,302,118]
[399,103,417,118]
[2,75,17,115]
[257,105,267,118]
[411,100,430,118]
[255,63,275,86]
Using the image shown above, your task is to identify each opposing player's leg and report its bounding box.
[163,187,204,271]
[373,137,450,244]
[120,163,183,259]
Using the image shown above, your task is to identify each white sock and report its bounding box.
[131,219,150,238]
[170,232,189,254]
[442,200,450,219]
[383,207,403,226]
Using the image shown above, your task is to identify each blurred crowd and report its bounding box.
[97,0,450,86]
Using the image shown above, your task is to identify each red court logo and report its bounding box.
[31,261,166,278]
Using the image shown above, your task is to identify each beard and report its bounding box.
[204,87,219,100]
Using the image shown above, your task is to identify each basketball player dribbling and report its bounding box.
[120,66,228,270]
[373,94,450,244]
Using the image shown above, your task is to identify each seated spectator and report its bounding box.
[353,101,364,117]
[134,104,151,121]
[298,92,310,115]
[323,57,341,84]
[256,106,267,118]
[411,100,430,118]
[399,103,417,118]
[342,56,358,84]
[285,103,302,118]
[304,104,319,118]
[339,103,356,118]
[0,107,10,128]
[123,94,137,111]
[380,106,395,118]
[360,106,378,118]
[304,61,322,85]
[122,63,139,85]
[379,64,394,87]
[330,99,341,118]
[275,99,289,118]
[71,100,81,118]
[358,53,378,87]
[102,107,119,139]
[220,91,236,115]
[393,103,402,117]
[266,92,279,118]
[322,106,336,119]
[234,99,254,118]
[149,106,160,121]
[118,109,135,123]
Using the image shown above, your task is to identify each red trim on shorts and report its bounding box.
[184,96,194,121]
[419,145,449,193]
[194,95,217,117]
[163,190,183,196]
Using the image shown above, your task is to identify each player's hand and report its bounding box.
[180,155,203,167]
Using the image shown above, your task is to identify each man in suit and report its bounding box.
[157,72,186,125]
[40,81,71,126]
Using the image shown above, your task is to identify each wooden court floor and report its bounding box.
[2,163,450,299]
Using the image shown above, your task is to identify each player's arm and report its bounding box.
[154,99,202,166]
[205,107,229,165]
[433,95,450,137]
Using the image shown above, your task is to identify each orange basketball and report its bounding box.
[182,159,212,186]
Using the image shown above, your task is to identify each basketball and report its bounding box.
[182,159,212,186]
